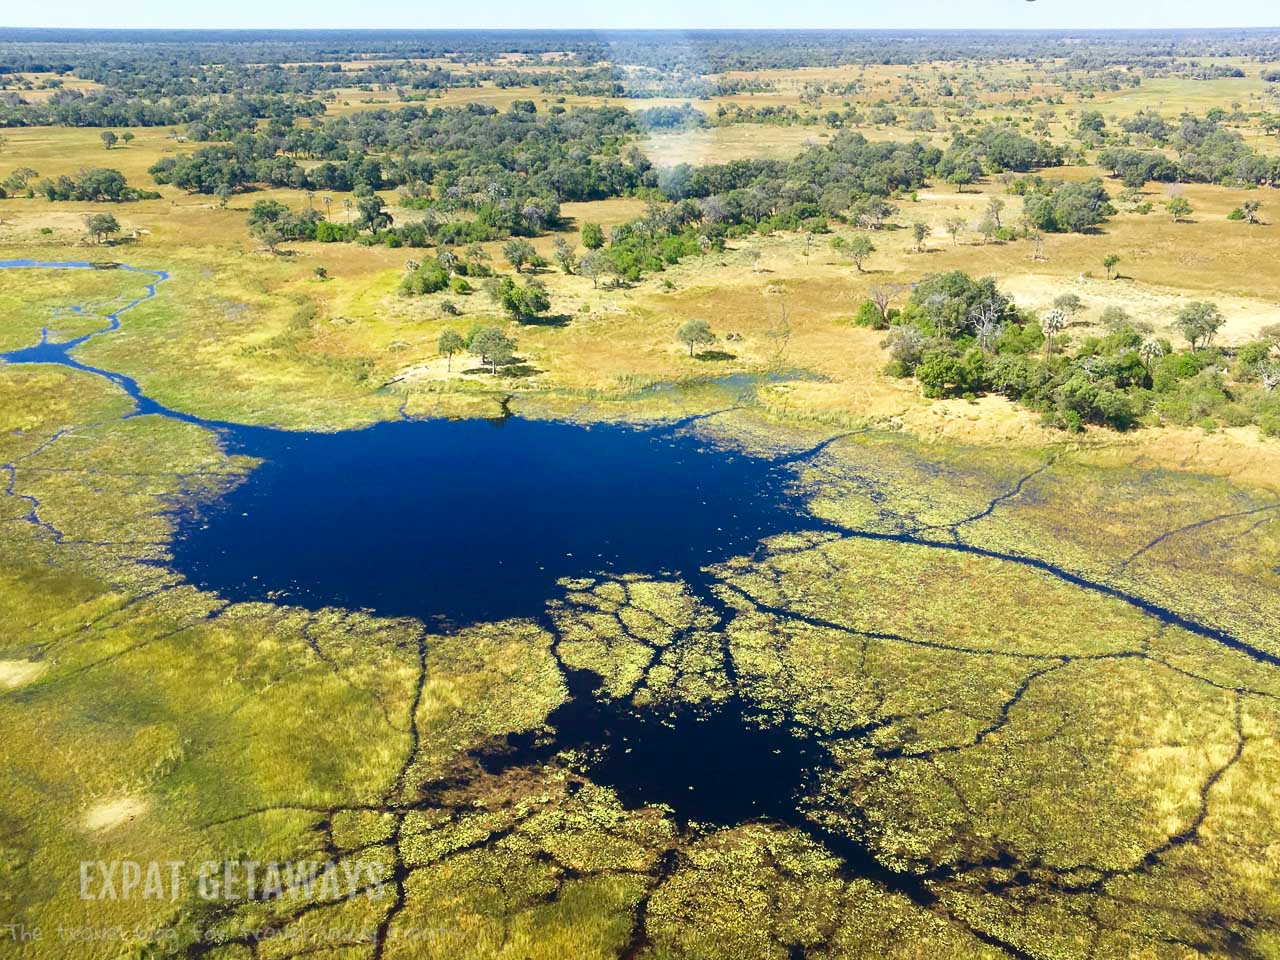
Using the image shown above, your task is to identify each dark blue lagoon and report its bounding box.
[0,261,818,626]
[171,416,815,625]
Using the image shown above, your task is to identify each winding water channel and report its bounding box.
[0,259,1270,659]
[6,259,1277,959]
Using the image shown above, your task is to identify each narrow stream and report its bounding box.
[1,260,1273,912]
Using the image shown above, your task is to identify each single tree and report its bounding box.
[1174,301,1224,350]
[581,222,605,250]
[1100,305,1133,330]
[84,212,120,244]
[503,239,537,274]
[463,243,491,274]
[579,250,607,289]
[100,130,118,150]
[868,283,906,324]
[1041,308,1067,359]
[251,220,286,254]
[1103,253,1121,280]
[1261,363,1280,392]
[121,131,134,147]
[1167,196,1193,223]
[520,201,547,233]
[1139,338,1166,372]
[986,196,1005,229]
[1243,199,1263,224]
[1052,293,1085,319]
[911,221,931,253]
[944,216,965,246]
[498,278,551,322]
[972,301,1004,354]
[469,326,515,374]
[355,195,392,233]
[552,236,577,274]
[437,329,465,371]
[834,235,875,272]
[677,319,715,357]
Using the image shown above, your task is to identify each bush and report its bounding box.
[916,348,988,399]
[1042,408,1085,433]
[853,299,886,328]
[1151,351,1209,392]
[400,261,449,295]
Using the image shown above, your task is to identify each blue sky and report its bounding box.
[2,0,1277,30]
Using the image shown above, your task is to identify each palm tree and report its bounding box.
[1139,338,1165,373]
[1042,309,1066,359]
[343,198,353,224]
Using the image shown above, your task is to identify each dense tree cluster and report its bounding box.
[26,166,158,201]
[938,124,1063,178]
[149,103,646,250]
[0,88,324,130]
[1009,176,1115,233]
[1098,114,1280,187]
[657,132,936,229]
[873,271,1280,434]
[1096,148,1181,188]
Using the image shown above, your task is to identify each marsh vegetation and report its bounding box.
[1,27,1280,960]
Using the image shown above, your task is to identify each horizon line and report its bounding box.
[3,25,1280,34]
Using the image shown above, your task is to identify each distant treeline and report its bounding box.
[3,29,1280,121]
[0,90,324,130]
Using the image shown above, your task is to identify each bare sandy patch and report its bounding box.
[0,659,46,689]
[1001,272,1280,347]
[82,795,149,832]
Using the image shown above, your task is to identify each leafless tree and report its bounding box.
[972,301,1004,353]
[868,283,906,324]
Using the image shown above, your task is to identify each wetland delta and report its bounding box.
[3,259,1280,959]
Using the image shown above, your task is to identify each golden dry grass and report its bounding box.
[2,69,1280,477]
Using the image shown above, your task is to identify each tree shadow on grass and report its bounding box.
[520,313,571,328]
[695,349,737,362]
[499,362,541,378]
[461,361,541,378]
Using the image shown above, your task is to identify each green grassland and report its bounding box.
[3,349,1279,958]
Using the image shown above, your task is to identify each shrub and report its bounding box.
[401,261,449,295]
[853,299,886,328]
